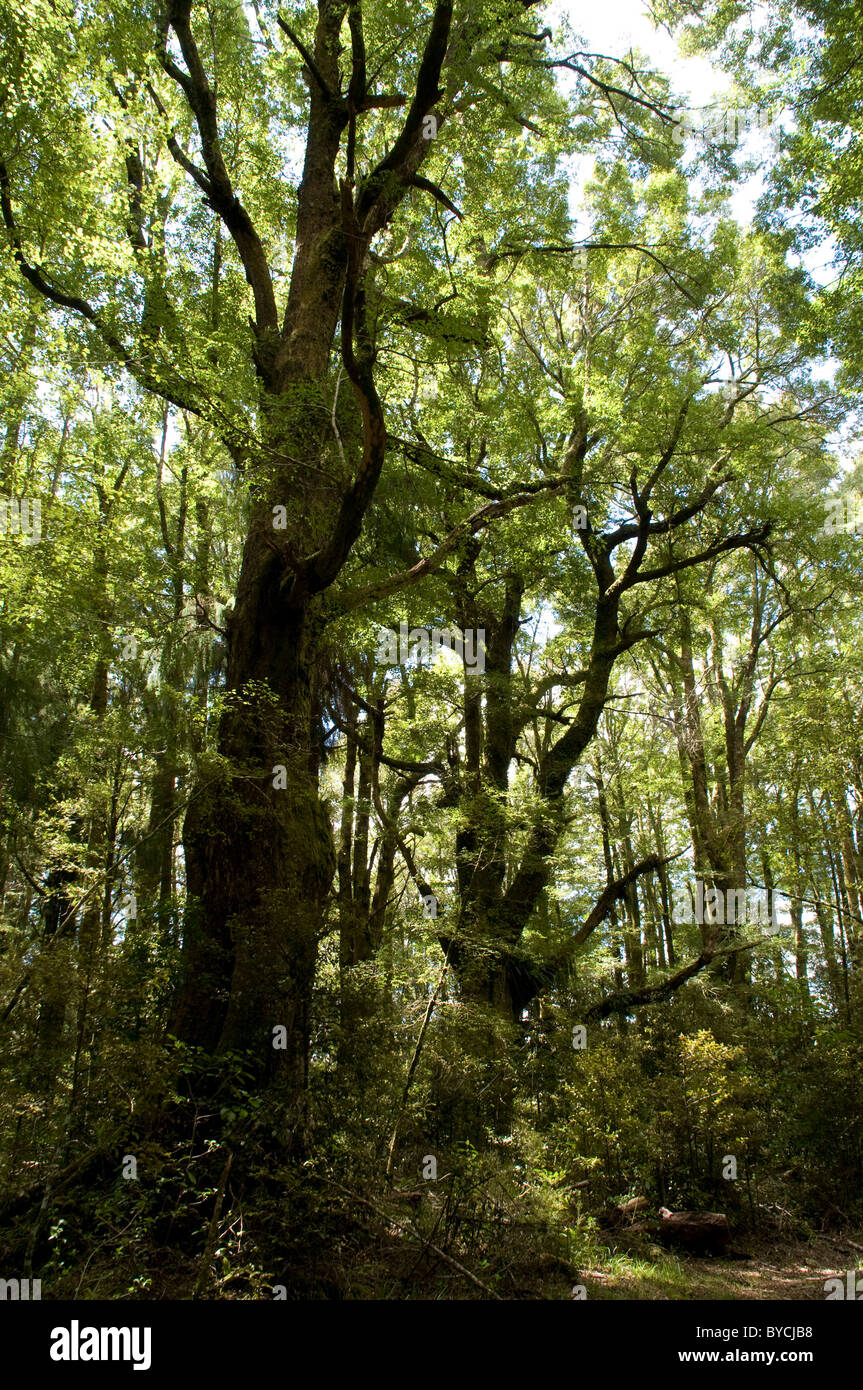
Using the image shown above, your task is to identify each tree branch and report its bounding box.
[277,13,335,99]
[407,174,462,220]
[628,524,772,588]
[334,476,568,611]
[584,938,763,1021]
[0,161,201,414]
[161,0,278,338]
[356,0,453,237]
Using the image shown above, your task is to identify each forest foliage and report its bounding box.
[0,0,861,1299]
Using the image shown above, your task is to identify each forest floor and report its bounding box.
[18,1228,863,1300]
[580,1230,863,1300]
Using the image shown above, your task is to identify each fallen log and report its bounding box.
[654,1207,731,1255]
[598,1194,649,1229]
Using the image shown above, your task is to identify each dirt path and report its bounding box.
[582,1232,863,1300]
[692,1233,863,1300]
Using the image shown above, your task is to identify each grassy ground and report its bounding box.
[577,1232,863,1300]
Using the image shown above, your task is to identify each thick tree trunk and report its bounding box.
[170,570,334,1104]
